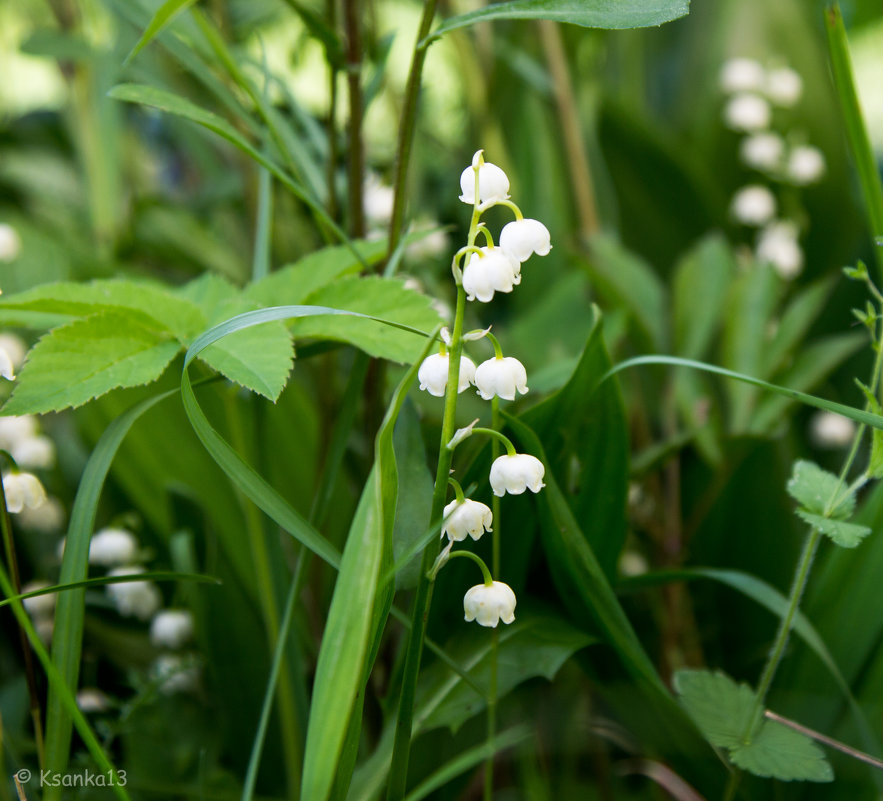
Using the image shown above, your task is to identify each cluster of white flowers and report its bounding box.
[720,57,825,280]
[418,151,551,628]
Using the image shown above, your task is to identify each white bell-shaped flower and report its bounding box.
[740,132,784,172]
[723,94,771,132]
[459,161,510,205]
[489,453,545,496]
[150,609,195,649]
[474,357,529,401]
[22,580,56,619]
[463,580,516,627]
[0,334,26,370]
[3,471,47,514]
[76,688,110,713]
[0,348,14,381]
[766,67,802,107]
[0,415,38,451]
[756,221,803,279]
[418,353,476,397]
[106,566,162,621]
[89,527,139,567]
[719,58,766,94]
[786,145,825,185]
[462,247,520,303]
[0,223,22,262]
[19,496,64,533]
[500,219,551,263]
[730,185,776,226]
[442,498,493,542]
[810,411,855,449]
[11,435,55,470]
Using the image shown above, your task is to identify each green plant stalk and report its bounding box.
[744,301,883,738]
[386,0,439,263]
[825,4,883,279]
[253,166,273,281]
[225,392,302,795]
[0,475,45,768]
[344,0,365,239]
[485,396,502,801]
[386,284,466,801]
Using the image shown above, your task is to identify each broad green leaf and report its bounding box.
[179,275,294,400]
[586,235,668,351]
[673,669,758,748]
[795,511,872,548]
[3,312,181,414]
[244,239,390,308]
[786,460,855,520]
[0,279,204,340]
[428,0,689,42]
[672,234,734,360]
[125,0,198,63]
[415,615,596,734]
[291,276,442,363]
[521,306,629,578]
[729,720,833,782]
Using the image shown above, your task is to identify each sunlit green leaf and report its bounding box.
[787,460,855,520]
[795,511,872,548]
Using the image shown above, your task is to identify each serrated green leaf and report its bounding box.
[729,719,833,782]
[243,239,390,308]
[178,275,294,400]
[0,279,204,341]
[673,669,758,748]
[795,511,872,548]
[428,0,689,42]
[3,312,181,414]
[290,277,442,363]
[787,460,855,520]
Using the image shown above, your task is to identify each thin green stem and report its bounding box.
[344,0,365,239]
[385,285,466,801]
[386,0,439,263]
[825,4,883,279]
[486,332,504,361]
[468,427,517,457]
[485,395,502,801]
[721,770,740,801]
[252,166,273,282]
[448,476,466,503]
[440,550,493,585]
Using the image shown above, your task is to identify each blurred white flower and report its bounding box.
[489,453,545,496]
[152,653,199,694]
[766,67,803,106]
[150,609,195,649]
[106,566,162,621]
[418,353,476,397]
[0,415,38,450]
[810,411,855,449]
[407,224,449,261]
[0,223,22,262]
[462,247,520,303]
[363,174,395,228]
[619,551,649,577]
[787,145,825,185]
[19,495,65,532]
[740,132,785,172]
[459,159,510,205]
[719,58,766,94]
[22,580,56,619]
[11,435,55,470]
[730,185,777,226]
[0,350,14,381]
[474,356,529,401]
[89,527,139,567]
[34,616,54,644]
[0,334,27,370]
[430,298,453,322]
[3,472,47,514]
[500,219,551,263]
[464,581,516,627]
[723,94,771,132]
[77,688,110,713]
[756,221,803,279]
[442,498,493,542]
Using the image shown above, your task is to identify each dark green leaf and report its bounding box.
[729,720,833,782]
[673,669,757,748]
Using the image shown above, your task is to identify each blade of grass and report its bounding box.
[124,0,198,63]
[825,4,883,278]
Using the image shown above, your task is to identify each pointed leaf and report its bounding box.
[729,720,834,782]
[4,312,181,414]
[125,0,198,62]
[673,669,758,748]
[787,460,855,520]
[795,511,872,548]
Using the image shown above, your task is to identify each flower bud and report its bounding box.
[786,145,825,185]
[719,58,765,94]
[463,581,516,627]
[489,453,545,496]
[765,67,802,107]
[442,498,493,542]
[462,247,520,303]
[459,162,510,205]
[740,133,784,172]
[150,609,195,649]
[89,527,139,567]
[418,353,476,397]
[500,218,551,263]
[730,185,776,226]
[474,357,529,401]
[723,93,771,132]
[3,471,47,514]
[756,221,802,279]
